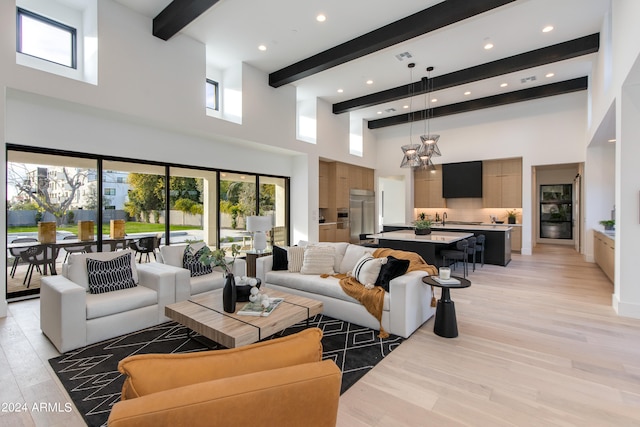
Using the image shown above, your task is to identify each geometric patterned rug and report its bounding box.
[49,314,404,427]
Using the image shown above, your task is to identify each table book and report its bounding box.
[237,297,284,317]
[433,277,461,285]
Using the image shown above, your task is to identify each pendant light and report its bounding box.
[400,63,421,168]
[418,66,441,170]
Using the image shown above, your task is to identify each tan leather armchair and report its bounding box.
[107,328,342,427]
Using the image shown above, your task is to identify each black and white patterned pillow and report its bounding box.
[87,252,137,294]
[183,246,213,277]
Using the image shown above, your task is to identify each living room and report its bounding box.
[2,0,640,425]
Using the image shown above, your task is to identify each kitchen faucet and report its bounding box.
[442,212,447,226]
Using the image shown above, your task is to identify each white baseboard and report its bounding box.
[612,294,640,319]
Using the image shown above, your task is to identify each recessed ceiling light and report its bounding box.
[316,14,326,22]
[366,80,373,85]
[377,111,382,115]
[500,83,508,87]
[608,139,616,143]
[545,72,555,78]
[464,91,471,95]
[484,41,494,50]
[542,25,554,33]
[431,98,437,103]
[258,44,267,51]
[337,88,343,93]
[403,105,409,109]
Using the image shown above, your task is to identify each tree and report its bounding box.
[84,183,113,210]
[124,173,164,222]
[7,164,87,225]
[169,176,201,207]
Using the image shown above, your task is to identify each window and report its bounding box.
[104,188,116,196]
[206,79,219,111]
[16,8,77,69]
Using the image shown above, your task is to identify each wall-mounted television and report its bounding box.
[442,161,483,198]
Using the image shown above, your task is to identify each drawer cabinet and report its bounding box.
[594,231,614,283]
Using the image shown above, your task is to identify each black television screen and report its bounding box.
[442,161,483,198]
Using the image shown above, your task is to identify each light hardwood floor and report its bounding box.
[2,245,640,426]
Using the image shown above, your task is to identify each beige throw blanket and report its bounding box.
[324,248,438,339]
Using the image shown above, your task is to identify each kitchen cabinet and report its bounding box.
[511,227,522,252]
[319,161,329,208]
[319,223,337,242]
[482,158,522,208]
[363,168,374,191]
[414,165,446,208]
[349,166,363,190]
[594,231,614,283]
[335,162,350,209]
[335,228,350,243]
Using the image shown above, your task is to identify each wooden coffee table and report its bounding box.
[165,288,323,348]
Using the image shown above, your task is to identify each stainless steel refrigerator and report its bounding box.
[349,189,375,243]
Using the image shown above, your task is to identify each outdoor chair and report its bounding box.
[62,234,91,263]
[20,244,60,287]
[9,237,38,278]
[129,236,159,263]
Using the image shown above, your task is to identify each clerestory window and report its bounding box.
[16,7,77,69]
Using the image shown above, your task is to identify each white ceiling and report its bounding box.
[114,0,610,123]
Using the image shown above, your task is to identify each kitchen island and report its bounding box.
[381,223,512,266]
[367,230,473,268]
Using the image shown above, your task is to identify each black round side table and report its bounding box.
[422,275,471,338]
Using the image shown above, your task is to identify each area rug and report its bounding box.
[49,314,404,427]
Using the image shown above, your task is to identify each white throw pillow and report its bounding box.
[287,246,305,272]
[339,244,375,274]
[351,254,387,288]
[300,245,336,275]
[315,242,349,273]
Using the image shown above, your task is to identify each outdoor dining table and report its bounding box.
[7,237,131,276]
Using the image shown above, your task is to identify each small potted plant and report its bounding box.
[506,210,517,224]
[413,213,432,235]
[599,219,615,231]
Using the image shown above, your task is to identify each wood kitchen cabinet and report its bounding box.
[319,161,329,208]
[594,231,614,283]
[335,162,350,209]
[414,165,446,208]
[511,227,522,252]
[319,223,337,242]
[482,158,522,208]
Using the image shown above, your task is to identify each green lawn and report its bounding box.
[7,222,201,235]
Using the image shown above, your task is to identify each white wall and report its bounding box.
[373,91,589,255]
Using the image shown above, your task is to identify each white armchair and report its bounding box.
[40,249,183,353]
[157,243,246,301]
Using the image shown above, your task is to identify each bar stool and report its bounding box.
[441,239,469,278]
[466,236,477,272]
[475,234,486,267]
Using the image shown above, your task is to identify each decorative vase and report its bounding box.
[223,273,237,313]
[415,228,431,235]
[508,217,516,224]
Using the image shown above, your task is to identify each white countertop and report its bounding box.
[383,223,514,232]
[368,230,474,244]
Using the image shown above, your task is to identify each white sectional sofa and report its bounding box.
[256,242,436,338]
[157,243,246,301]
[40,249,186,353]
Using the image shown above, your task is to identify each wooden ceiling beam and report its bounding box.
[268,0,516,88]
[153,0,220,41]
[334,34,600,114]
[367,77,588,129]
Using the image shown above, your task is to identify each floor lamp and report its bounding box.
[246,216,272,253]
